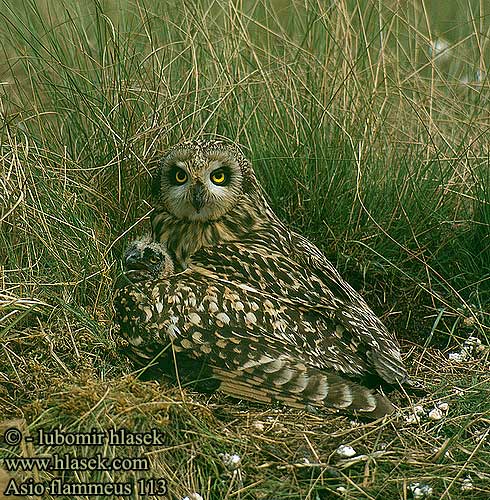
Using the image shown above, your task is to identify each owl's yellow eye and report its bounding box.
[174,168,188,184]
[210,169,227,185]
[149,255,160,264]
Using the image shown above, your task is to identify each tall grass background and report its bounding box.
[1,0,489,498]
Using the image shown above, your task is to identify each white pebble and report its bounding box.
[336,486,347,493]
[336,445,356,458]
[251,420,265,432]
[464,336,481,347]
[428,408,443,421]
[437,402,449,412]
[448,351,467,362]
[461,476,473,491]
[463,337,483,356]
[449,337,484,363]
[219,452,241,470]
[182,494,203,500]
[405,413,421,425]
[409,482,433,499]
[414,405,426,416]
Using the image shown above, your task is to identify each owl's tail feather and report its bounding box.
[212,355,395,419]
[371,348,408,386]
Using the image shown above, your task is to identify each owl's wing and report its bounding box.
[289,231,408,385]
[114,278,395,418]
[190,243,407,385]
[115,273,374,379]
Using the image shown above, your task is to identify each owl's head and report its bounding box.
[123,235,174,282]
[153,140,255,222]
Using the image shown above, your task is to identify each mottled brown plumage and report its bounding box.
[115,138,408,418]
[115,241,394,417]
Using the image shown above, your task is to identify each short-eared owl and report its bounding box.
[149,140,407,386]
[115,238,395,417]
[123,235,175,282]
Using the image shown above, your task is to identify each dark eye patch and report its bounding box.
[210,165,231,186]
[168,165,188,185]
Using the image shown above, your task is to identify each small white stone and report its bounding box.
[414,405,426,416]
[182,494,203,500]
[219,452,241,470]
[336,445,356,458]
[251,420,265,432]
[208,301,219,314]
[245,311,257,325]
[336,486,347,493]
[465,336,481,346]
[234,301,244,311]
[437,402,449,412]
[428,408,443,421]
[409,482,433,499]
[461,476,473,491]
[405,413,421,425]
[448,351,466,362]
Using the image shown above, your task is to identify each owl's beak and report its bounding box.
[125,250,149,271]
[191,182,206,212]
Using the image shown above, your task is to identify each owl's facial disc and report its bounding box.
[123,238,173,282]
[160,147,243,222]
